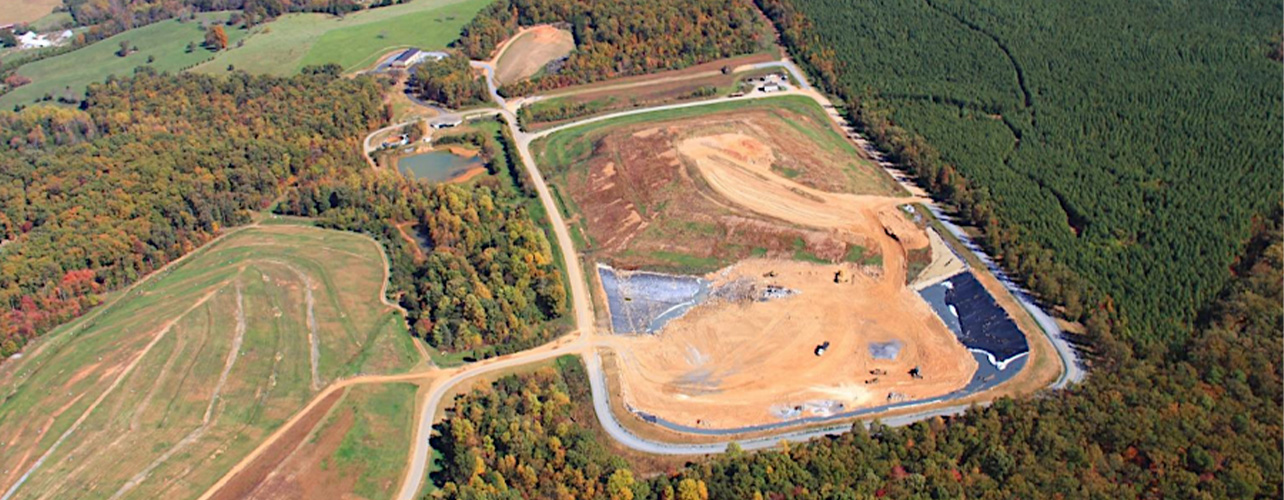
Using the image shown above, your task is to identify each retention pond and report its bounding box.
[397,150,485,183]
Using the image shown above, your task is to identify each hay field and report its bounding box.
[0,0,61,25]
[0,224,419,500]
[0,13,248,109]
[193,0,490,76]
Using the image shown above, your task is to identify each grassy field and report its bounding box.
[193,0,490,76]
[27,11,74,31]
[325,383,416,499]
[242,382,417,499]
[0,223,419,500]
[0,0,62,25]
[0,12,247,109]
[532,95,866,174]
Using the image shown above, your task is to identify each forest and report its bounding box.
[0,65,383,356]
[410,54,491,109]
[754,0,1281,352]
[454,0,768,95]
[428,212,1282,499]
[278,142,566,356]
[424,0,1281,497]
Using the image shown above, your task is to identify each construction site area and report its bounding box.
[533,96,898,275]
[532,95,1033,430]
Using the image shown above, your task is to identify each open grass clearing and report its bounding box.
[0,12,247,109]
[0,223,418,500]
[192,0,489,76]
[27,11,74,31]
[239,382,418,500]
[519,53,781,130]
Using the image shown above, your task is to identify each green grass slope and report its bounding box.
[0,13,245,109]
[0,223,419,500]
[194,0,491,76]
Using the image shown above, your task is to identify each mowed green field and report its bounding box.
[0,224,420,500]
[194,0,491,76]
[0,12,247,109]
[319,383,416,499]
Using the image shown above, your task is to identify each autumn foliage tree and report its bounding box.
[204,24,228,50]
[409,54,488,108]
[0,67,383,357]
[279,172,567,357]
[454,0,767,96]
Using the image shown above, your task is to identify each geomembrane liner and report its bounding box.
[919,271,1028,369]
[598,264,710,334]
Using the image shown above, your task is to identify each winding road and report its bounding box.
[206,54,1084,500]
[390,55,1083,498]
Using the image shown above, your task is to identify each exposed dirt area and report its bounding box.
[208,389,347,500]
[568,106,981,429]
[910,226,967,289]
[395,222,427,261]
[554,107,893,273]
[242,396,360,500]
[495,25,576,85]
[604,259,974,428]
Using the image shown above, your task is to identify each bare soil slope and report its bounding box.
[494,25,575,85]
[548,106,892,272]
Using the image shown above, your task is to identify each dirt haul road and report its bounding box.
[200,56,1077,500]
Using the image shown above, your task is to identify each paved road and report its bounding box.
[395,62,595,500]
[386,55,1085,497]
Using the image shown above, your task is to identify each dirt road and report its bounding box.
[204,54,1080,500]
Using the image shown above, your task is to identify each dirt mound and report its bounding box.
[495,25,576,85]
[557,109,880,272]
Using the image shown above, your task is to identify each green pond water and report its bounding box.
[397,150,484,182]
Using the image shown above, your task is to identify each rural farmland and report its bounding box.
[0,13,248,109]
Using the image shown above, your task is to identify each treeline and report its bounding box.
[410,54,489,109]
[515,97,607,128]
[278,173,566,356]
[0,65,382,356]
[454,0,767,95]
[429,356,710,500]
[428,213,1282,498]
[754,0,1281,350]
[58,0,408,46]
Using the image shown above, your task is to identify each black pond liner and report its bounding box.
[628,270,1031,436]
[922,271,1029,368]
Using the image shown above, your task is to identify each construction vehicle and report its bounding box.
[814,341,831,356]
